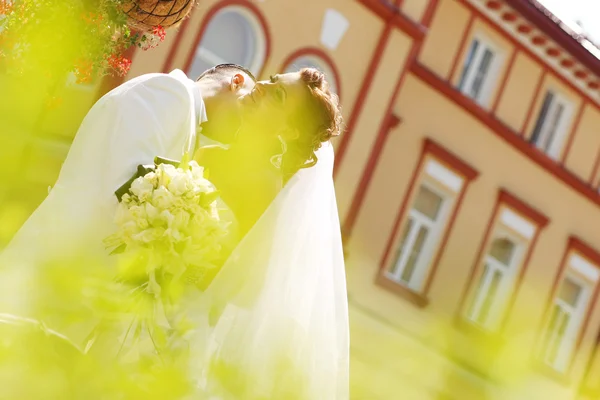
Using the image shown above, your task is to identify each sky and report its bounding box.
[537,0,600,43]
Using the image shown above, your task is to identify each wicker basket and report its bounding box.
[122,0,195,32]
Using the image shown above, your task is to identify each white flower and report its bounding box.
[156,164,178,187]
[132,227,164,243]
[168,174,193,196]
[143,171,159,186]
[172,209,190,229]
[144,202,159,222]
[130,177,154,200]
[189,161,204,180]
[164,227,183,242]
[129,204,146,221]
[152,186,175,209]
[159,209,175,226]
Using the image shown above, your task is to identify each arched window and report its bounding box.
[187,6,266,79]
[283,52,339,95]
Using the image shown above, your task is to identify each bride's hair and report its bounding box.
[280,68,343,180]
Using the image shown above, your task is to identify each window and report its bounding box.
[458,36,501,105]
[461,191,547,333]
[466,226,526,329]
[387,183,449,289]
[188,6,266,79]
[530,90,572,159]
[385,158,463,291]
[379,139,478,304]
[283,53,338,94]
[539,252,600,372]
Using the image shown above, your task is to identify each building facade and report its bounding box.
[7,0,600,398]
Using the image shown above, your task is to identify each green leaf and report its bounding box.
[109,243,127,255]
[200,191,220,207]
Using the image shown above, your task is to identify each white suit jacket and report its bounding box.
[0,70,205,334]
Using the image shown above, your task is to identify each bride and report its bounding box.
[0,66,348,399]
[193,68,348,399]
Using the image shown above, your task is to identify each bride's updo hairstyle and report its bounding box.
[280,68,343,180]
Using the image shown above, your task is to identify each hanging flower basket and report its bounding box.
[122,0,195,32]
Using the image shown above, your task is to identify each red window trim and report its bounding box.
[534,237,600,379]
[278,47,343,101]
[356,0,426,41]
[491,47,518,115]
[447,13,476,83]
[377,138,478,305]
[410,61,600,211]
[560,101,587,165]
[456,189,549,335]
[335,0,435,173]
[342,113,402,239]
[520,70,547,137]
[162,0,271,79]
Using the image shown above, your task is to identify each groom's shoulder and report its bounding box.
[102,72,191,105]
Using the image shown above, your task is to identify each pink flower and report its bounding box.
[151,25,166,42]
[107,54,132,77]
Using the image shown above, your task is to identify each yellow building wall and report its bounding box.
[346,67,600,398]
[335,29,412,220]
[401,0,428,23]
[564,105,600,182]
[419,0,470,79]
[494,52,543,132]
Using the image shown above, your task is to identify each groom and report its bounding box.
[0,64,257,345]
[102,63,257,194]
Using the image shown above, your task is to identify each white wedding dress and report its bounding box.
[191,142,349,399]
[0,70,349,399]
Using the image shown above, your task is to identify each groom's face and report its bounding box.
[202,69,255,143]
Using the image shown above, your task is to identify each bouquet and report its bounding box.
[90,157,231,368]
[104,157,230,299]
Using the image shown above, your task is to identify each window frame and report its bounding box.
[535,239,600,377]
[185,4,268,78]
[385,180,453,291]
[529,88,574,160]
[457,32,504,107]
[377,139,479,307]
[280,47,341,99]
[457,190,548,335]
[466,226,526,330]
[540,272,590,372]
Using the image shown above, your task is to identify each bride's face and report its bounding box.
[239,72,312,138]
